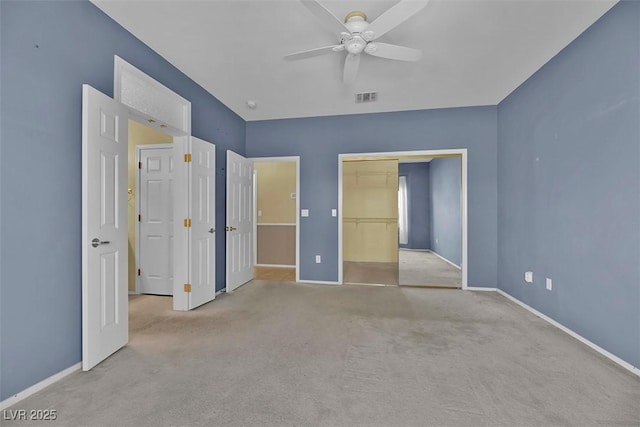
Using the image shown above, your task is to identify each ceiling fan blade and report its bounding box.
[299,0,349,35]
[284,45,343,61]
[365,0,430,41]
[365,42,422,62]
[343,53,360,84]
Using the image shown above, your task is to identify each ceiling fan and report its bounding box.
[285,0,430,84]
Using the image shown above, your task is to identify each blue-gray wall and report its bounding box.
[497,1,640,368]
[429,158,462,266]
[246,107,498,286]
[0,1,245,400]
[399,163,430,250]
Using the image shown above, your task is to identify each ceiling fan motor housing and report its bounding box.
[345,36,367,54]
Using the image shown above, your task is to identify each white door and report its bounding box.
[188,137,216,309]
[82,85,128,371]
[226,150,254,291]
[139,146,174,295]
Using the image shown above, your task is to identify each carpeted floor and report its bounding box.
[399,249,462,288]
[4,281,639,426]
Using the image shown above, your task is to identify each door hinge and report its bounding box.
[184,153,192,163]
[137,268,141,276]
[138,161,142,169]
[138,214,141,222]
[184,283,192,293]
[184,218,192,227]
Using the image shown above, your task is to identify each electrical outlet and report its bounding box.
[315,255,321,264]
[331,209,337,217]
[546,278,552,291]
[525,271,533,283]
[257,210,262,217]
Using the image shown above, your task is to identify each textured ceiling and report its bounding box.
[92,0,617,121]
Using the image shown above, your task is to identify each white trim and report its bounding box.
[466,287,497,292]
[255,264,296,268]
[428,249,461,270]
[114,56,191,135]
[338,149,468,289]
[0,363,81,410]
[250,156,301,283]
[257,223,296,226]
[299,280,341,285]
[496,289,640,377]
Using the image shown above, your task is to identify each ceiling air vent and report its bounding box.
[355,92,378,103]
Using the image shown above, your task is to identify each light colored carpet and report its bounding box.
[399,249,462,288]
[4,281,639,426]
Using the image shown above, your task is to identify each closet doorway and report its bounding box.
[338,149,468,289]
[342,159,399,285]
[398,156,462,288]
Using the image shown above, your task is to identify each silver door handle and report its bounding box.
[208,228,215,234]
[91,238,110,248]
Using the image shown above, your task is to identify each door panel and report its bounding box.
[188,137,216,309]
[139,147,174,295]
[82,85,128,371]
[226,151,254,291]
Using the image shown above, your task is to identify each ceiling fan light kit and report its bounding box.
[285,0,429,84]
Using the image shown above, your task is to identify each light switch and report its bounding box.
[290,193,296,200]
[331,209,337,217]
[258,210,262,217]
[525,271,533,283]
[301,209,309,217]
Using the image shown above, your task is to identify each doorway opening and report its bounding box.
[128,120,173,296]
[338,149,468,289]
[252,157,300,282]
[397,156,462,288]
[342,158,399,286]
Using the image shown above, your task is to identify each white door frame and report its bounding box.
[338,149,468,289]
[251,156,301,283]
[135,143,174,295]
[112,56,192,310]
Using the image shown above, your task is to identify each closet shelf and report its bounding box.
[343,217,398,229]
[343,170,397,185]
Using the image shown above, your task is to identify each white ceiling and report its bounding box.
[92,0,617,121]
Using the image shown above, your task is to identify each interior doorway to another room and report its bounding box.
[128,120,174,295]
[397,156,462,288]
[252,158,299,282]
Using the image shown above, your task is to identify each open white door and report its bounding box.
[226,150,254,291]
[82,85,128,371]
[188,137,216,309]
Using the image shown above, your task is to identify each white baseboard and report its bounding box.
[299,280,341,286]
[466,287,497,291]
[428,250,461,270]
[0,362,81,410]
[496,289,640,377]
[216,289,225,296]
